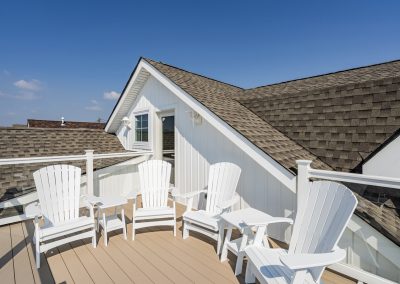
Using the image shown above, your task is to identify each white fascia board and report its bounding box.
[140,60,296,190]
[105,64,147,133]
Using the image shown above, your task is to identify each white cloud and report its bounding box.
[103,90,120,100]
[14,79,42,91]
[85,99,102,111]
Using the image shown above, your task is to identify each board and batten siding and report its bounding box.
[113,74,400,282]
[116,75,295,242]
[362,134,400,178]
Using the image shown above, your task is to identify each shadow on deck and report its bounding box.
[0,201,354,284]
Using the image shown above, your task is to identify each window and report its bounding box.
[135,114,148,142]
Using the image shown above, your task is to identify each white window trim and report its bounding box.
[131,109,151,150]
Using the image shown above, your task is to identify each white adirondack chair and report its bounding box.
[182,162,241,254]
[25,165,96,269]
[131,160,176,240]
[244,181,358,284]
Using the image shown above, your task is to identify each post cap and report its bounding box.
[296,160,312,166]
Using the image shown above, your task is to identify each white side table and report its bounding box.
[87,196,128,246]
[220,208,293,275]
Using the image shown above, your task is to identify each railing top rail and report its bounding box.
[0,150,152,166]
[308,166,400,189]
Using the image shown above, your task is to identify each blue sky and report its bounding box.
[1,1,400,126]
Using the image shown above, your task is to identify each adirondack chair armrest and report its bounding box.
[124,191,138,200]
[280,248,346,270]
[178,189,207,213]
[169,187,180,201]
[25,202,42,221]
[216,193,240,211]
[243,217,293,227]
[80,195,99,218]
[178,189,208,199]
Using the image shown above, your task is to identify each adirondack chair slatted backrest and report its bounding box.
[33,165,81,225]
[206,162,241,214]
[139,160,171,208]
[289,181,357,282]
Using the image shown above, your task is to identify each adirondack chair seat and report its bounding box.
[183,210,220,231]
[245,246,314,284]
[135,207,175,218]
[40,216,95,238]
[131,160,176,239]
[181,162,242,255]
[243,181,357,284]
[28,165,97,269]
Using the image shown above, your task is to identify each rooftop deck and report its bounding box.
[0,201,354,284]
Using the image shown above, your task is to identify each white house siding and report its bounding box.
[337,215,400,283]
[116,76,296,242]
[363,135,400,178]
[114,74,399,282]
[358,136,400,282]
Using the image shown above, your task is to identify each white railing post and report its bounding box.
[296,160,312,219]
[85,150,94,196]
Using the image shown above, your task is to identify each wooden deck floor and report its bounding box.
[0,201,355,284]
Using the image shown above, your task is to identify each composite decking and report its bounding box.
[0,201,355,284]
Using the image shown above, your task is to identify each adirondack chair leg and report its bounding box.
[132,202,136,240]
[92,228,97,248]
[182,221,189,239]
[121,208,127,240]
[173,201,177,237]
[217,228,224,255]
[34,217,41,269]
[220,227,232,262]
[103,212,108,246]
[245,261,255,283]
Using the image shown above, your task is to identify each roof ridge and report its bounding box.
[143,58,244,90]
[248,58,400,91]
[28,118,105,123]
[0,126,106,132]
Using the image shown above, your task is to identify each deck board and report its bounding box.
[9,223,35,284]
[0,201,356,284]
[22,221,54,284]
[69,240,114,284]
[0,224,14,284]
[57,243,95,284]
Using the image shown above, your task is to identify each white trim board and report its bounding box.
[106,59,296,190]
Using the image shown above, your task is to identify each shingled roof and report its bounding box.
[0,127,128,202]
[240,60,400,172]
[28,119,106,129]
[143,58,400,245]
[144,58,330,173]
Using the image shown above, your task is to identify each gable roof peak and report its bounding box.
[143,57,244,91]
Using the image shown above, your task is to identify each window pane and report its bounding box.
[135,130,141,141]
[142,130,148,142]
[135,116,141,128]
[134,113,149,142]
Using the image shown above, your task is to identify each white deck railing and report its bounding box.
[297,160,399,284]
[0,150,152,226]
